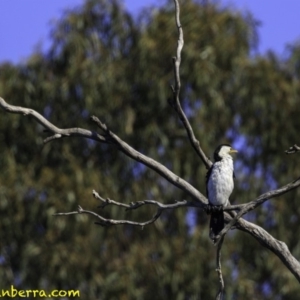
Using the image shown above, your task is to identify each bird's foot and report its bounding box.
[206,204,223,214]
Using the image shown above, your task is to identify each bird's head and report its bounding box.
[214,144,238,162]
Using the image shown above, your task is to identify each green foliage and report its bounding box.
[1,0,300,298]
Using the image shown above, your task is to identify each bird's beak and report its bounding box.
[229,149,238,154]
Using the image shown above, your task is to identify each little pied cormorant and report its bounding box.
[206,144,238,240]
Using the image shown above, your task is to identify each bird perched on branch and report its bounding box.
[206,144,238,241]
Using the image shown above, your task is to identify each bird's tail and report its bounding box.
[210,211,224,241]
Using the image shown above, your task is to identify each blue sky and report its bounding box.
[0,0,300,64]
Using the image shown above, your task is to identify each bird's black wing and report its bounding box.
[205,164,214,198]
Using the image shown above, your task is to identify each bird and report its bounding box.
[206,144,238,241]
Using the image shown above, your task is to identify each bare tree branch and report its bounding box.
[90,115,207,204]
[285,144,300,154]
[0,97,109,144]
[27,156,300,286]
[0,97,207,206]
[55,191,202,228]
[235,217,300,283]
[93,190,202,210]
[215,177,300,244]
[215,236,225,300]
[54,205,162,228]
[170,0,212,170]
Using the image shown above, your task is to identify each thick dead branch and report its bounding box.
[170,0,212,170]
[235,217,300,283]
[0,97,207,206]
[90,115,207,204]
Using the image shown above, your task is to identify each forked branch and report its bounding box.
[0,97,207,206]
[93,190,201,210]
[215,176,300,244]
[54,190,203,228]
[54,204,162,228]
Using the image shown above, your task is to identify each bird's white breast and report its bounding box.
[207,156,234,206]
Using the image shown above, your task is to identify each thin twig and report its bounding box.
[54,191,204,228]
[215,236,225,300]
[171,0,212,169]
[93,190,202,210]
[54,205,162,228]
